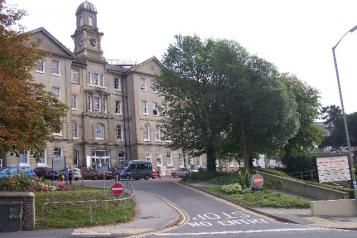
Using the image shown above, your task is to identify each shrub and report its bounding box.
[282,154,317,174]
[220,183,243,194]
[0,174,36,192]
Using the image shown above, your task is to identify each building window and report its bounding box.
[36,59,45,73]
[229,160,235,168]
[116,125,123,140]
[89,16,93,26]
[152,80,158,93]
[52,87,60,99]
[38,150,47,166]
[179,154,184,168]
[54,147,62,159]
[87,94,92,111]
[93,96,101,111]
[91,150,110,170]
[156,152,162,167]
[71,69,80,83]
[51,59,60,75]
[154,125,161,141]
[152,102,159,116]
[118,151,125,164]
[114,78,121,90]
[143,124,150,141]
[88,72,105,88]
[166,151,173,167]
[115,100,122,114]
[142,100,148,115]
[19,151,29,165]
[73,150,79,167]
[145,152,152,162]
[95,123,104,139]
[71,94,77,110]
[140,78,146,90]
[79,17,83,26]
[72,121,78,139]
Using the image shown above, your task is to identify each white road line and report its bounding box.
[155,227,326,236]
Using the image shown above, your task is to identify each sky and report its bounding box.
[6,0,357,114]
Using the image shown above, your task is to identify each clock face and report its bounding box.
[89,37,97,47]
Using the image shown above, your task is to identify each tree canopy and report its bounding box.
[0,0,66,158]
[157,35,320,170]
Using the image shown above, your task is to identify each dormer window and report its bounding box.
[89,16,93,26]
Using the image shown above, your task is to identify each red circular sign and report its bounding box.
[111,183,123,196]
[252,174,264,187]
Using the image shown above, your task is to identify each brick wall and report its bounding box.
[0,192,35,230]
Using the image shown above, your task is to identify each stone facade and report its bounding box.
[3,1,205,174]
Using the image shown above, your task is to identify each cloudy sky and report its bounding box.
[7,0,357,113]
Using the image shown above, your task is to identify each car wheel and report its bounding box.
[144,174,150,180]
[126,175,131,181]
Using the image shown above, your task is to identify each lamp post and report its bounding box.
[332,25,357,202]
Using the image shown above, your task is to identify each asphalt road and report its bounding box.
[129,179,357,238]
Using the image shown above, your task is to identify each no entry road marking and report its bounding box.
[156,227,325,236]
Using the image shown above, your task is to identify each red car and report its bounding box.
[151,169,159,179]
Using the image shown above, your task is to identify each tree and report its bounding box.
[282,74,323,159]
[157,35,302,170]
[0,0,66,158]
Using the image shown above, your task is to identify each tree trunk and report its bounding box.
[206,144,217,171]
[240,121,253,170]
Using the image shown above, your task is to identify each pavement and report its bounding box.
[188,181,357,230]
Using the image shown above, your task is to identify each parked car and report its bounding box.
[0,166,36,179]
[33,167,58,180]
[171,168,190,178]
[82,168,112,180]
[119,160,153,180]
[151,169,158,179]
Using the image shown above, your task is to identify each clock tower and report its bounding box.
[72,1,104,61]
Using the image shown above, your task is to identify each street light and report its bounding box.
[332,24,357,203]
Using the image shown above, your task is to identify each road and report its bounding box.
[87,179,357,238]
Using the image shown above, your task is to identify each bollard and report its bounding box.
[89,202,93,224]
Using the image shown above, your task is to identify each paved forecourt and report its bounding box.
[131,179,357,238]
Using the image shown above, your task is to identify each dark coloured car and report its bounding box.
[34,167,58,180]
[119,160,153,180]
[0,166,37,179]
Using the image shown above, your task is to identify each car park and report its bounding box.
[33,167,58,180]
[0,166,36,179]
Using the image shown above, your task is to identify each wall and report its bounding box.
[0,192,35,230]
[260,171,350,200]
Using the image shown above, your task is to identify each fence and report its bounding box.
[36,184,135,229]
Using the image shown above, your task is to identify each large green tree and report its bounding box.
[282,74,323,159]
[157,35,303,170]
[0,0,66,158]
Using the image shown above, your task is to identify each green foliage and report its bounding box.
[183,171,223,182]
[282,154,317,173]
[203,187,310,208]
[220,183,242,194]
[0,174,35,191]
[35,188,135,229]
[259,168,288,177]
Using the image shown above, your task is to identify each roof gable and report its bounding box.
[131,56,163,76]
[28,27,73,58]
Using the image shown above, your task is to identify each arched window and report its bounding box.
[154,125,161,141]
[143,124,150,141]
[116,125,123,140]
[89,16,93,26]
[95,123,104,139]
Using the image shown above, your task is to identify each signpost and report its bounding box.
[252,174,264,188]
[111,183,123,196]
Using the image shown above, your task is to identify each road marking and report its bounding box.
[177,183,276,222]
[156,227,324,236]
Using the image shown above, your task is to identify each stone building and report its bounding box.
[3,1,206,174]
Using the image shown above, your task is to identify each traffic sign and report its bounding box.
[252,174,264,188]
[111,183,123,196]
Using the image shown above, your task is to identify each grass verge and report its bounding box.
[35,186,135,229]
[201,186,310,209]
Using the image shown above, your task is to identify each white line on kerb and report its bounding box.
[156,227,324,236]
